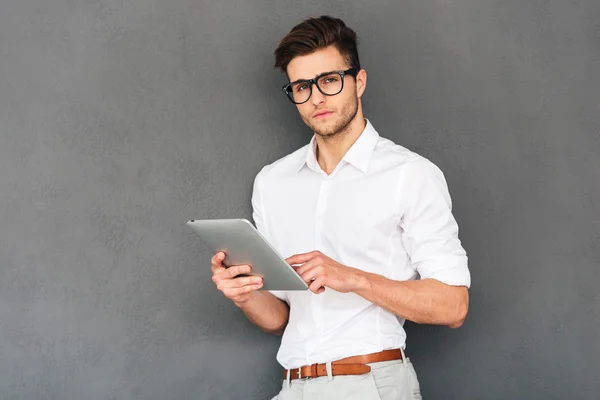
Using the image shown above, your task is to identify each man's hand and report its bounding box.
[286,251,366,294]
[211,251,264,306]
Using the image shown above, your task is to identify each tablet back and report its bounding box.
[187,218,308,291]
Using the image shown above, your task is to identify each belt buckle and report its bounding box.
[297,367,302,379]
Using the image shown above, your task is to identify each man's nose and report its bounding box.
[310,85,326,105]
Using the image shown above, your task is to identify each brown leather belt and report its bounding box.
[283,349,405,380]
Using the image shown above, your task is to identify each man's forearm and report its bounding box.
[353,273,469,328]
[236,291,290,335]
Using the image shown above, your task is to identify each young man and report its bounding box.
[211,16,471,399]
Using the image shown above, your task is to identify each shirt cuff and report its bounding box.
[416,256,471,288]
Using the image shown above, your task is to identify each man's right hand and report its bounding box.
[211,251,264,306]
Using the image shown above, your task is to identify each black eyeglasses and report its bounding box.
[282,68,359,104]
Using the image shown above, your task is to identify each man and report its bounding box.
[211,15,471,399]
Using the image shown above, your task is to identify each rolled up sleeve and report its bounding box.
[397,158,471,288]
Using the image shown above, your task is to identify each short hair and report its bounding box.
[274,16,361,74]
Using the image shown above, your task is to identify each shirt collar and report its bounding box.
[297,119,379,174]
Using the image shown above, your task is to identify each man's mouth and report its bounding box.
[313,110,333,119]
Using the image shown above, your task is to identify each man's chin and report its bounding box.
[313,127,336,138]
[311,120,339,138]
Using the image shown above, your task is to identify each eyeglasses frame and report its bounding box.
[281,67,359,104]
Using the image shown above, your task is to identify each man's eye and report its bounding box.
[295,84,308,92]
[321,76,339,85]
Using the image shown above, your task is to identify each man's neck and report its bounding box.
[315,113,367,175]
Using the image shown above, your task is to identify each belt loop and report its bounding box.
[400,347,408,368]
[286,368,291,387]
[326,362,333,381]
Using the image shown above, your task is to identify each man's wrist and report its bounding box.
[233,291,260,309]
[350,268,372,294]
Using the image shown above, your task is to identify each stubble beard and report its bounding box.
[303,95,359,142]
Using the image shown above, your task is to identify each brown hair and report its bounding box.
[274,16,361,74]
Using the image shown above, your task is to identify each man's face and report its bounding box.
[286,46,365,139]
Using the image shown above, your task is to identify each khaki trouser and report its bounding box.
[271,358,423,400]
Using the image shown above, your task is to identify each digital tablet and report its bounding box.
[186,218,308,291]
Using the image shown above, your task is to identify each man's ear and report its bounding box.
[356,69,367,98]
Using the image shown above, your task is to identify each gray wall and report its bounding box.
[1,0,598,399]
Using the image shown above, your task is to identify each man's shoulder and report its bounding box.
[374,135,436,171]
[373,135,450,194]
[255,144,310,181]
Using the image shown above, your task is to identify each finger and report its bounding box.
[211,252,226,272]
[286,251,320,266]
[223,283,263,297]
[218,275,263,289]
[309,276,327,294]
[226,264,252,279]
[299,264,324,284]
[211,251,226,264]
[212,264,251,284]
[211,265,225,275]
[295,257,323,276]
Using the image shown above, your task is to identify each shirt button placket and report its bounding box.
[315,184,327,244]
[313,177,330,333]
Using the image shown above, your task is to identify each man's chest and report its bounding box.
[261,171,402,266]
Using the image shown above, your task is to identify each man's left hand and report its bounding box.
[286,251,366,294]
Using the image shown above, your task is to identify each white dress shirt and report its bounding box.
[251,119,471,369]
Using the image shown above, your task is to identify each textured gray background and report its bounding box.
[1,0,599,399]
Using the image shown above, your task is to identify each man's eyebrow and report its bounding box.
[289,70,338,85]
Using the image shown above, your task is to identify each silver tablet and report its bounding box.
[187,218,308,291]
